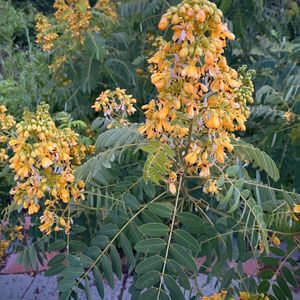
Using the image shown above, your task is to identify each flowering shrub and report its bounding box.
[1,0,300,299]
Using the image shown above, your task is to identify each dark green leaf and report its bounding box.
[170,244,197,272]
[44,263,66,276]
[164,274,185,300]
[136,255,163,274]
[177,212,203,227]
[93,266,104,299]
[135,270,160,289]
[70,240,88,252]
[277,277,293,300]
[100,255,114,289]
[147,203,172,218]
[272,284,287,300]
[123,193,140,211]
[173,229,200,252]
[166,259,191,290]
[49,240,66,251]
[282,266,297,288]
[120,233,135,266]
[91,235,109,249]
[135,238,166,253]
[110,245,122,280]
[258,280,270,294]
[62,266,84,279]
[58,278,75,292]
[139,223,169,237]
[48,254,65,267]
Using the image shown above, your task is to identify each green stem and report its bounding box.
[157,175,183,300]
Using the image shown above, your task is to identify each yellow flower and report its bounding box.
[185,152,197,165]
[293,204,300,213]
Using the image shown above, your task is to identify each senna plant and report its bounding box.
[2,0,300,300]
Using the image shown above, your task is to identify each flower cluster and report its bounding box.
[93,88,137,127]
[0,225,23,259]
[35,0,117,75]
[139,0,255,193]
[0,105,15,163]
[9,103,86,235]
[35,0,117,50]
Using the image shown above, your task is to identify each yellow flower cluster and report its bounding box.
[139,0,255,192]
[95,0,118,20]
[9,103,86,235]
[0,240,9,258]
[0,105,15,163]
[202,291,269,300]
[202,290,227,300]
[35,14,58,52]
[53,0,93,45]
[0,225,23,259]
[35,0,117,52]
[93,88,137,127]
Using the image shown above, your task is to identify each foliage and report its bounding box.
[0,0,300,300]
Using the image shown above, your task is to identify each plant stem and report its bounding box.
[157,175,183,300]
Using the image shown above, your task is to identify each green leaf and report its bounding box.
[136,255,164,274]
[100,255,114,289]
[226,235,233,261]
[84,277,92,300]
[28,246,37,271]
[261,257,279,266]
[147,203,172,218]
[173,229,200,252]
[135,238,166,253]
[220,268,235,290]
[85,246,101,260]
[93,266,104,299]
[79,255,93,268]
[91,235,109,249]
[120,233,135,266]
[141,141,175,184]
[62,266,84,279]
[44,263,66,276]
[170,244,197,272]
[226,165,239,176]
[49,240,66,251]
[97,125,142,148]
[269,246,286,257]
[110,245,122,280]
[72,225,87,233]
[123,193,140,211]
[282,266,297,288]
[135,270,161,289]
[48,254,65,267]
[58,278,75,292]
[177,212,204,227]
[277,277,293,300]
[166,259,191,290]
[70,240,88,252]
[233,140,279,181]
[259,269,274,280]
[139,287,170,300]
[219,186,234,206]
[258,280,270,294]
[164,274,185,300]
[139,223,169,237]
[272,284,287,300]
[99,224,118,237]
